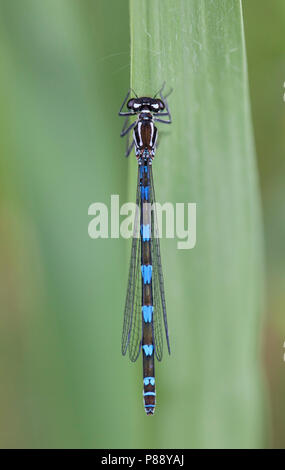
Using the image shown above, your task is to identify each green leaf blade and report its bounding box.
[130,0,266,448]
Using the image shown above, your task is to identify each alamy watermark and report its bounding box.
[88,195,196,250]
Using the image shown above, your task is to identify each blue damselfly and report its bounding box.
[119,84,172,415]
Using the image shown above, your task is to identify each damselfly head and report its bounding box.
[127,97,165,113]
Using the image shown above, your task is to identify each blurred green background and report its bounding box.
[0,0,283,448]
[243,0,285,448]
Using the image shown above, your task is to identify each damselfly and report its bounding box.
[119,83,172,415]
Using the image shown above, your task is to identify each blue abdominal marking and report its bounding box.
[142,305,153,323]
[141,264,152,284]
[141,224,150,241]
[144,404,155,408]
[139,165,148,178]
[143,392,156,396]
[140,186,149,201]
[144,377,155,386]
[143,344,154,356]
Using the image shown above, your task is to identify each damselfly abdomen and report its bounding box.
[119,84,172,415]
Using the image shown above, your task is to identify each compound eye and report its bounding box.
[151,102,160,112]
[127,98,136,109]
[157,99,165,110]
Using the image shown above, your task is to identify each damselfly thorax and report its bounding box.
[133,110,157,160]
